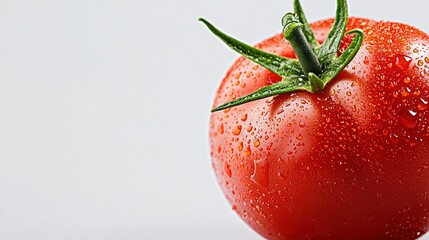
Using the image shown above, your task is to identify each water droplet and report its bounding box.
[363,57,370,65]
[234,72,242,79]
[404,77,411,84]
[244,145,252,156]
[224,163,232,177]
[251,158,269,187]
[277,172,286,180]
[401,88,410,98]
[390,133,399,144]
[253,139,260,147]
[238,142,244,151]
[399,110,418,129]
[395,55,412,71]
[232,125,242,135]
[218,124,224,134]
[418,98,428,111]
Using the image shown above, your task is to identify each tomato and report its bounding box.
[204,0,429,239]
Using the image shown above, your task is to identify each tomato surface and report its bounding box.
[209,18,429,239]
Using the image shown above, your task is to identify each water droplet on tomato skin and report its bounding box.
[218,123,224,134]
[224,163,232,178]
[418,98,428,111]
[390,133,399,144]
[395,55,412,71]
[232,125,242,135]
[253,138,260,147]
[244,145,252,156]
[363,57,370,65]
[400,88,411,98]
[251,158,269,187]
[399,110,418,129]
[237,142,243,151]
[403,77,411,84]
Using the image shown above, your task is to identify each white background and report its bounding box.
[0,0,429,239]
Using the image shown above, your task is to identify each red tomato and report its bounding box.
[209,17,429,239]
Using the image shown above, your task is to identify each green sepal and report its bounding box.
[211,74,307,112]
[318,0,348,65]
[198,18,302,77]
[320,29,363,83]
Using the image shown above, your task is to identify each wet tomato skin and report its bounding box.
[209,18,429,239]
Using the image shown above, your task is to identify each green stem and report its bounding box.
[282,13,322,76]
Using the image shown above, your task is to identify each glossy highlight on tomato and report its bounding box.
[204,1,429,239]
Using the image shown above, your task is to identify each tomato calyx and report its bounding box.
[200,0,364,112]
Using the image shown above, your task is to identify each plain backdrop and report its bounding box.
[0,0,429,239]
